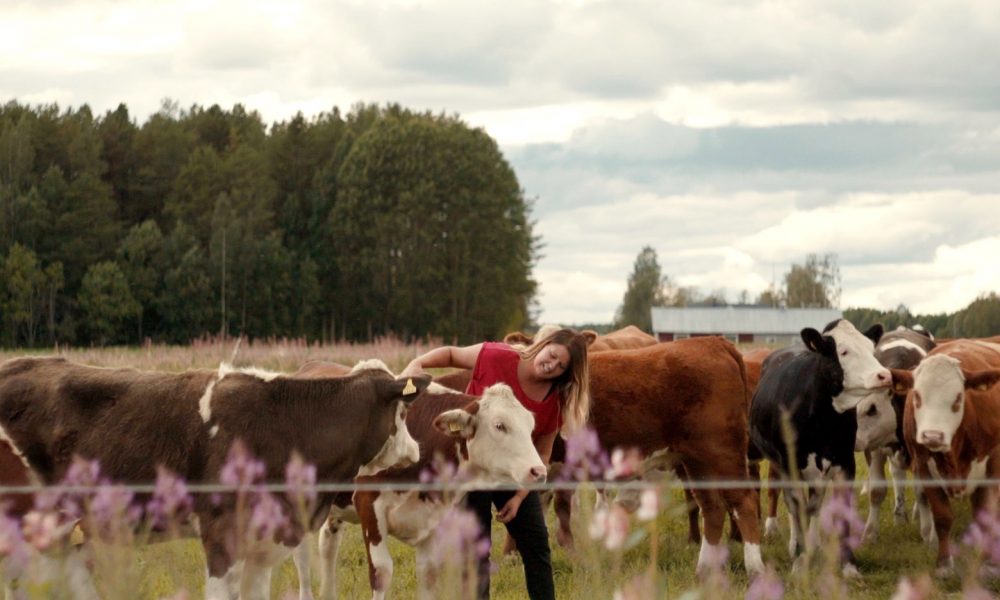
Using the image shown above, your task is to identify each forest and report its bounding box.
[0,100,538,347]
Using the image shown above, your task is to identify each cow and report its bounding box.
[565,337,763,575]
[892,339,1000,573]
[503,324,657,353]
[855,326,936,540]
[285,361,545,600]
[749,319,890,573]
[0,356,429,600]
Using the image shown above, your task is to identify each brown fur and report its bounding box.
[899,341,1000,566]
[0,356,430,581]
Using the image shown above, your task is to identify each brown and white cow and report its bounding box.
[0,356,429,600]
[856,325,936,540]
[289,361,544,600]
[893,340,1000,572]
[503,324,657,353]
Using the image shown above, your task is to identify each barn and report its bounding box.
[650,306,843,345]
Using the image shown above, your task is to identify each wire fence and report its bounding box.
[0,476,992,494]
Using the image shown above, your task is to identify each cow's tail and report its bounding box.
[719,338,752,415]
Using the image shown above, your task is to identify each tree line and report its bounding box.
[614,246,1000,338]
[0,100,538,347]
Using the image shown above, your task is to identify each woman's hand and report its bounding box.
[399,360,425,378]
[497,494,525,523]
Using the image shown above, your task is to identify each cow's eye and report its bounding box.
[840,349,848,356]
[952,393,962,413]
[866,405,877,417]
[495,422,507,433]
[914,391,922,409]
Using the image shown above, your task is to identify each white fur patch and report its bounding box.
[218,362,280,381]
[743,543,765,575]
[198,378,218,423]
[427,382,461,395]
[878,338,929,356]
[351,359,393,374]
[209,424,220,438]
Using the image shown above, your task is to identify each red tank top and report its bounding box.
[466,342,563,439]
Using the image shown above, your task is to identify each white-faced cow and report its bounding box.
[0,356,429,600]
[855,325,936,540]
[286,361,544,600]
[749,319,889,572]
[893,340,1000,572]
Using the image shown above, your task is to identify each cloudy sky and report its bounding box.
[4,0,999,324]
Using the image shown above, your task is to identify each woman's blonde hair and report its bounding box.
[520,327,593,437]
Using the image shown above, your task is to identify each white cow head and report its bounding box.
[891,356,1000,452]
[854,388,897,451]
[433,383,546,485]
[802,319,891,412]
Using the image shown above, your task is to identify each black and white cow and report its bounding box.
[855,325,936,540]
[750,319,889,572]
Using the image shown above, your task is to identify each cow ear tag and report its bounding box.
[402,378,417,396]
[977,383,989,392]
[449,421,462,433]
[894,382,906,394]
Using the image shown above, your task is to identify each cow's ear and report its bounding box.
[503,332,533,346]
[890,368,914,396]
[801,328,826,353]
[863,323,885,344]
[581,330,599,347]
[433,407,477,438]
[964,369,1000,392]
[388,374,431,403]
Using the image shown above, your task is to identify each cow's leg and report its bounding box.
[863,449,888,542]
[318,517,344,600]
[239,563,272,600]
[690,488,727,576]
[356,491,393,600]
[783,488,807,561]
[923,485,954,574]
[292,535,315,600]
[202,519,241,600]
[764,465,781,539]
[889,453,909,523]
[553,488,574,549]
[915,489,936,546]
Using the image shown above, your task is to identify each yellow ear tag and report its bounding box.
[402,378,417,396]
[977,383,989,392]
[449,422,462,433]
[894,383,906,393]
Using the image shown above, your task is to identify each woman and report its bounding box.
[400,327,592,600]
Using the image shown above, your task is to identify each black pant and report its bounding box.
[466,490,555,600]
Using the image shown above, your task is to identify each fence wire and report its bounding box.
[0,476,993,495]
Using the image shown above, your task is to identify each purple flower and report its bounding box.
[819,492,864,551]
[426,506,488,568]
[613,572,657,600]
[962,510,1000,564]
[90,484,140,533]
[220,440,266,490]
[560,426,610,481]
[57,457,104,520]
[746,568,784,600]
[0,510,31,577]
[249,490,290,541]
[890,575,933,600]
[146,467,194,529]
[284,453,317,505]
[22,510,65,551]
[589,505,631,551]
[963,586,995,600]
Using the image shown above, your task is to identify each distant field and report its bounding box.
[1,341,997,598]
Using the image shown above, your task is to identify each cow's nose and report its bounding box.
[874,370,890,386]
[921,430,945,446]
[529,466,547,482]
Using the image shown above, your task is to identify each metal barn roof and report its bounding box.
[651,306,843,335]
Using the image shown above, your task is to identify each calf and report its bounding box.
[856,326,936,540]
[0,356,429,600]
[749,319,889,572]
[894,340,1000,572]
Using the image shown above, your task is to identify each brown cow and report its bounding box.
[893,340,1000,572]
[0,356,430,600]
[565,337,762,574]
[503,325,657,353]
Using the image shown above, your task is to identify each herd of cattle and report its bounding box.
[0,320,999,599]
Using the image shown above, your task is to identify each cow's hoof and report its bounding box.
[764,517,779,539]
[791,555,808,574]
[842,563,861,579]
[933,558,955,578]
[555,528,575,550]
[862,522,877,544]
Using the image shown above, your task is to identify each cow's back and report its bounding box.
[0,356,214,483]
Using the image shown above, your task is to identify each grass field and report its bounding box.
[1,340,998,598]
